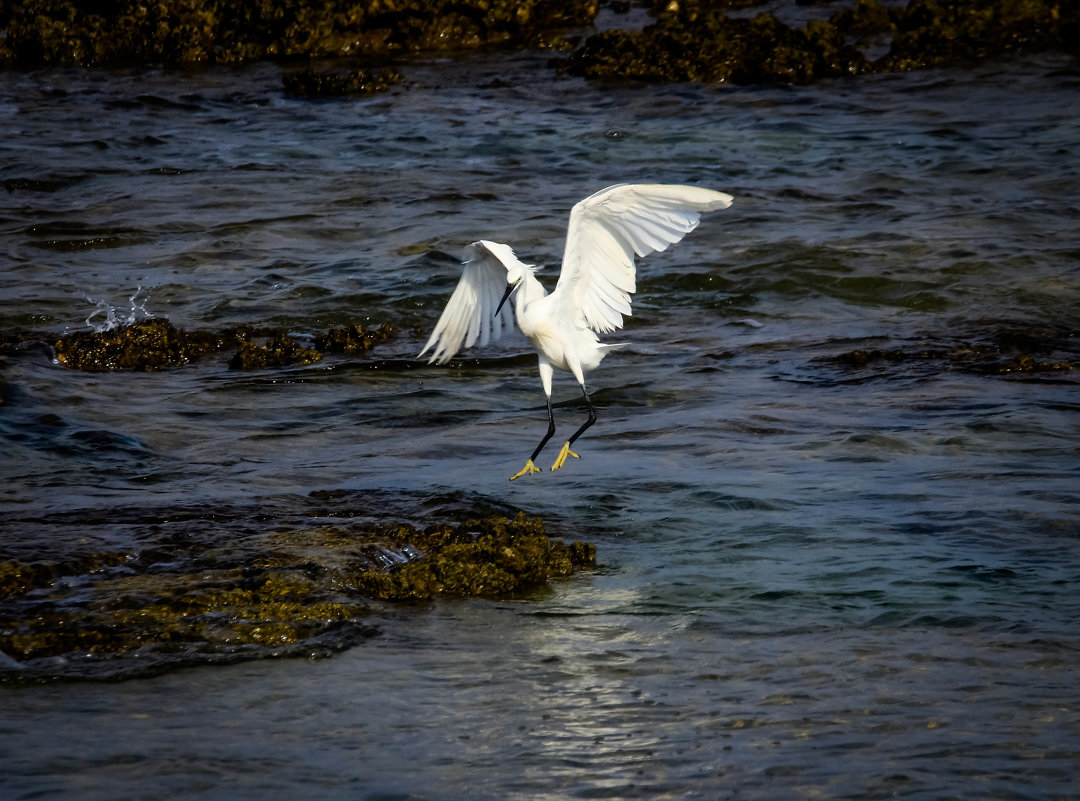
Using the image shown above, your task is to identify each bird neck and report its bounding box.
[514,272,547,314]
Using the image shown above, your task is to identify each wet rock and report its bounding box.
[563,0,1079,84]
[995,354,1077,374]
[2,0,1072,76]
[563,9,869,84]
[818,322,1079,377]
[0,508,596,682]
[45,317,395,372]
[829,0,897,40]
[283,67,404,97]
[349,512,597,600]
[0,552,129,600]
[0,0,599,68]
[1,567,367,658]
[875,0,1080,73]
[53,318,231,371]
[314,322,395,355]
[228,332,323,370]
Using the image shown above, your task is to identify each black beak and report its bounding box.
[494,282,514,317]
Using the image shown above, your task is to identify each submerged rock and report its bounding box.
[0,0,598,68]
[563,0,1079,84]
[283,67,405,98]
[47,317,395,372]
[0,566,370,663]
[350,512,597,600]
[0,552,129,600]
[314,322,395,355]
[0,510,595,683]
[228,332,323,370]
[818,322,1079,377]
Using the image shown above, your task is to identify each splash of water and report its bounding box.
[84,286,154,333]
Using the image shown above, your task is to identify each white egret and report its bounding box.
[420,183,733,480]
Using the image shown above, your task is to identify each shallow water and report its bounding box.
[2,47,1079,799]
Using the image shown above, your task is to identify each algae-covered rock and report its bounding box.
[1,0,1072,76]
[314,322,395,355]
[875,0,1079,73]
[564,0,1079,84]
[0,552,129,600]
[0,508,596,682]
[349,512,597,599]
[563,10,869,84]
[829,0,897,40]
[0,567,367,662]
[818,322,1080,377]
[0,0,599,68]
[283,67,404,97]
[47,317,395,372]
[53,318,230,371]
[228,332,323,370]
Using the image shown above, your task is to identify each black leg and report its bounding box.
[528,395,557,463]
[549,383,597,472]
[566,383,597,447]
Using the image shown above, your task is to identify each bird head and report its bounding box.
[465,240,534,318]
[495,274,519,317]
[484,243,533,317]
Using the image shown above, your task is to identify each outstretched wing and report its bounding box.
[552,184,733,333]
[418,240,520,364]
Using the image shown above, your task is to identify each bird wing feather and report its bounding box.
[418,239,519,364]
[552,184,733,333]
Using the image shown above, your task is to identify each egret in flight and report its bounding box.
[420,183,733,480]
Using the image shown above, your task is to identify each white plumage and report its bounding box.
[418,241,520,365]
[420,183,733,479]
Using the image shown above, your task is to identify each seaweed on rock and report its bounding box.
[817,321,1080,377]
[562,0,1080,84]
[349,512,597,600]
[0,0,599,67]
[562,9,869,83]
[53,318,235,371]
[875,0,1080,73]
[47,318,396,372]
[314,322,395,355]
[283,66,405,97]
[0,511,597,683]
[228,332,323,370]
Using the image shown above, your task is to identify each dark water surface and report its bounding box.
[2,48,1079,799]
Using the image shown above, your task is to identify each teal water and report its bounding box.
[1,48,1079,799]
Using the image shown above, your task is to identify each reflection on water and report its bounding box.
[1,48,1079,800]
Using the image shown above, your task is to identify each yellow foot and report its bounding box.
[550,441,579,472]
[509,460,542,481]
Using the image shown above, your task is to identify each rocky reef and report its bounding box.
[0,509,596,683]
[282,66,405,97]
[0,0,598,68]
[817,321,1079,377]
[565,6,869,84]
[350,513,597,599]
[52,318,240,371]
[870,0,1080,73]
[563,0,1080,84]
[1,1,1073,83]
[47,317,395,371]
